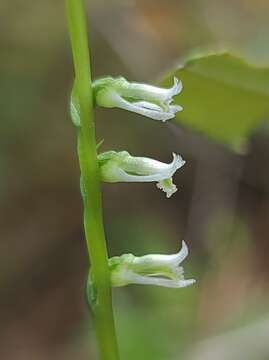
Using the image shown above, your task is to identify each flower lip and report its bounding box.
[93,76,183,122]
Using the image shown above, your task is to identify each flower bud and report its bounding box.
[98,151,185,198]
[93,76,183,121]
[109,241,195,288]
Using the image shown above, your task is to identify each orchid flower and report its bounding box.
[93,76,183,121]
[98,151,185,198]
[109,241,195,289]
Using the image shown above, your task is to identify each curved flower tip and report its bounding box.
[93,76,183,122]
[98,151,185,198]
[109,241,196,289]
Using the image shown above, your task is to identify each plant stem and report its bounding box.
[65,1,120,359]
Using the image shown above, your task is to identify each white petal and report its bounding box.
[138,241,189,267]
[111,167,173,183]
[131,101,163,112]
[162,77,182,101]
[160,153,185,178]
[161,78,182,103]
[101,153,185,184]
[155,240,189,265]
[121,153,185,181]
[172,77,183,96]
[155,154,185,196]
[174,240,189,265]
[136,153,184,177]
[120,98,175,121]
[130,77,182,101]
[169,104,183,113]
[126,272,195,288]
[173,152,186,169]
[109,87,181,121]
[95,77,183,116]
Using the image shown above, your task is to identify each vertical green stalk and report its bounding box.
[65,1,120,359]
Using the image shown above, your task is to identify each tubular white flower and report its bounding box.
[109,241,196,289]
[98,151,185,198]
[93,76,183,121]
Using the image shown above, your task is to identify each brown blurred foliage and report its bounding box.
[1,0,269,359]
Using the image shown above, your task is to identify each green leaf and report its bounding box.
[162,53,269,151]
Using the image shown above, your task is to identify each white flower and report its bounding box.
[93,76,183,121]
[98,151,185,198]
[109,241,196,289]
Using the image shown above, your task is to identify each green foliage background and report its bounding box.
[163,53,269,150]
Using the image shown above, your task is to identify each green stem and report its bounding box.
[65,1,120,359]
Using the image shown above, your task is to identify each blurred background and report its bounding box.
[1,0,269,359]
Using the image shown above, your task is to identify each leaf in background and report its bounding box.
[162,53,269,151]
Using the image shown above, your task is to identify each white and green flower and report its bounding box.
[109,241,195,289]
[98,151,185,198]
[93,76,183,121]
